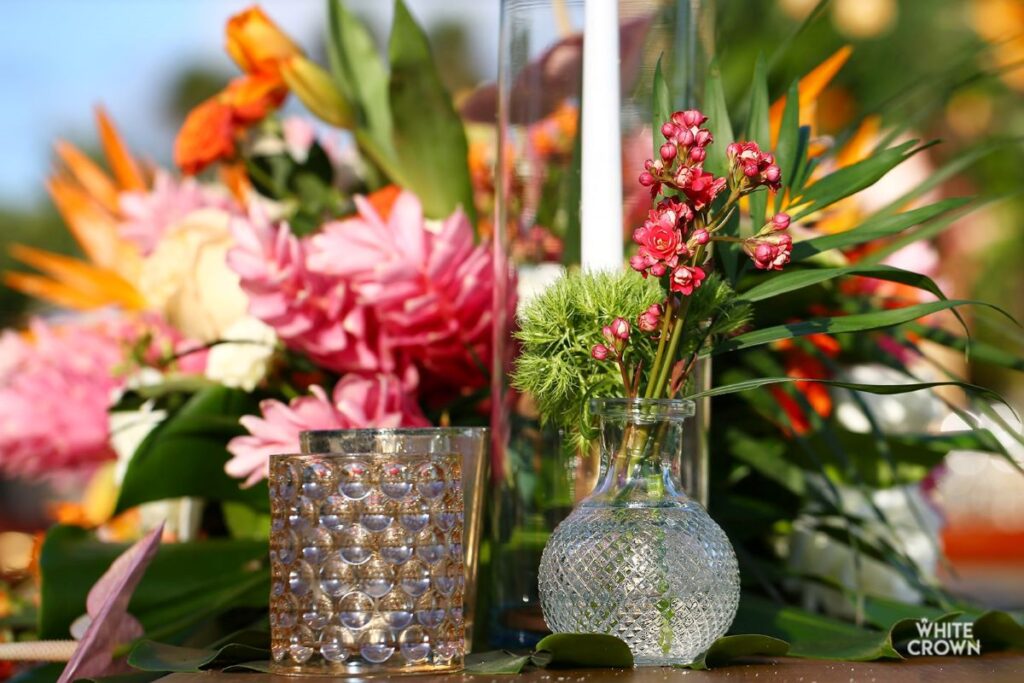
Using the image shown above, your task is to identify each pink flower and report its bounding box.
[591,344,610,361]
[638,303,662,332]
[225,372,429,486]
[282,116,317,163]
[0,315,197,481]
[745,233,793,271]
[679,168,727,210]
[727,141,781,193]
[118,170,234,255]
[631,199,693,277]
[610,317,630,340]
[228,207,390,374]
[669,264,707,296]
[771,212,791,231]
[308,191,494,393]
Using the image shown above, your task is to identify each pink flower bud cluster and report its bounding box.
[592,317,631,362]
[743,213,793,271]
[726,141,781,193]
[637,303,663,332]
[638,109,725,209]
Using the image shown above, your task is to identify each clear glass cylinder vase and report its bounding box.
[538,399,738,666]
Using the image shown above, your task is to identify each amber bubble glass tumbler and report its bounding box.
[269,429,482,675]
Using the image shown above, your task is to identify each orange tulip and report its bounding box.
[226,6,303,78]
[223,73,289,123]
[174,97,236,175]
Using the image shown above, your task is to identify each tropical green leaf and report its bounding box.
[910,323,1024,372]
[725,428,806,495]
[858,195,1005,265]
[792,197,973,260]
[38,526,266,640]
[739,264,950,304]
[746,54,771,232]
[534,633,634,668]
[127,637,269,673]
[873,141,1002,218]
[686,635,789,670]
[973,611,1024,651]
[861,596,952,631]
[703,60,734,178]
[388,0,475,222]
[465,650,533,675]
[713,299,1013,355]
[792,140,932,219]
[690,375,1009,418]
[765,0,833,73]
[326,0,392,149]
[114,386,266,514]
[773,81,800,212]
[732,595,902,661]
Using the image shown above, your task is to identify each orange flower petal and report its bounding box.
[3,272,107,310]
[46,175,127,270]
[367,185,403,220]
[8,244,145,310]
[223,74,288,123]
[54,141,121,215]
[95,106,147,192]
[219,161,253,205]
[835,115,882,169]
[174,97,236,175]
[226,5,303,78]
[770,45,854,145]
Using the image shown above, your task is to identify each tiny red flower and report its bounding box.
[669,264,706,296]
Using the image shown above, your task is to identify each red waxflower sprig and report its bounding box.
[596,108,794,400]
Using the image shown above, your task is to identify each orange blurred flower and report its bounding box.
[223,73,288,122]
[175,6,302,174]
[770,332,840,435]
[174,98,236,176]
[226,6,303,79]
[5,108,146,311]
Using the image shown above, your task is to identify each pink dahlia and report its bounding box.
[0,314,208,481]
[225,371,429,486]
[119,170,234,255]
[308,191,494,393]
[228,207,390,374]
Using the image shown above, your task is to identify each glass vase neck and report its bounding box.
[586,398,695,508]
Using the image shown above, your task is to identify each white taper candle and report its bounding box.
[580,0,623,272]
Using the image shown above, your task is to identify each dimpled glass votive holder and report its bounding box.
[269,441,468,675]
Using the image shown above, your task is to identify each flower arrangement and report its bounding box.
[515,105,796,452]
[0,3,504,678]
[1,0,1023,678]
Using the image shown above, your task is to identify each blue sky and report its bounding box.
[0,0,499,208]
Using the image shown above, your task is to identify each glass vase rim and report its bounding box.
[590,397,695,419]
[300,426,489,439]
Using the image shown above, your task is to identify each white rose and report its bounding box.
[205,317,278,391]
[138,208,248,342]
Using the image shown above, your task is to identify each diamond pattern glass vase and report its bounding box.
[269,428,482,675]
[538,399,739,666]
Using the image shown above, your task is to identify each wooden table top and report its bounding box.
[157,652,1024,682]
